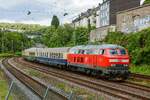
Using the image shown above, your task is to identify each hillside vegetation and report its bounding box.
[0,23,46,32]
[0,31,33,53]
[41,25,89,47]
[104,28,150,65]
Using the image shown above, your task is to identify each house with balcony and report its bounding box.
[90,0,141,42]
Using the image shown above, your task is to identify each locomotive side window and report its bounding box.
[93,49,99,54]
[79,49,84,54]
[99,49,105,55]
[120,49,126,55]
[109,49,118,55]
[86,49,93,54]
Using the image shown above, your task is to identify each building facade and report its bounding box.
[99,1,110,27]
[117,4,150,33]
[90,0,141,42]
[72,6,100,28]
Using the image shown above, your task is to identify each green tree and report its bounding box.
[51,15,60,29]
[144,0,150,4]
[0,31,33,53]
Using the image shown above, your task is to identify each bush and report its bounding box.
[104,28,150,65]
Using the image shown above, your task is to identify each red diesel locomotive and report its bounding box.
[67,44,130,79]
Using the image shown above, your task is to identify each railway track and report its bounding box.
[14,57,150,100]
[131,73,150,81]
[2,58,69,100]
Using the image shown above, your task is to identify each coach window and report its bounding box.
[61,54,63,58]
[51,53,52,58]
[57,53,59,58]
[53,53,54,58]
[51,53,53,58]
[55,53,57,58]
[56,53,57,58]
[50,53,52,58]
[49,53,51,58]
[59,53,61,58]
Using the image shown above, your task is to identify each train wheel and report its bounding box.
[86,69,91,75]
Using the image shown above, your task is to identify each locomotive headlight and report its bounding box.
[122,59,129,63]
[111,64,116,67]
[109,59,119,62]
[124,64,128,67]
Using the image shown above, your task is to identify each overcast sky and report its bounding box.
[0,0,103,26]
[0,0,145,26]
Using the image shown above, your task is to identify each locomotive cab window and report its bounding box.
[109,49,118,55]
[120,49,126,55]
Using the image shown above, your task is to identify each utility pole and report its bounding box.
[1,32,4,53]
[73,31,76,45]
[11,40,14,53]
[87,18,91,44]
[21,42,24,51]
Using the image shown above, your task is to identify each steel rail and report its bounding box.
[16,57,150,100]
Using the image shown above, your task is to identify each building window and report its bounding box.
[99,1,110,27]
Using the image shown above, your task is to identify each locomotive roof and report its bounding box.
[71,44,124,50]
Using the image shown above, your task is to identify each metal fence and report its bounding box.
[5,81,82,100]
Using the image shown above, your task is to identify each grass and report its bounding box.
[27,69,42,77]
[0,80,9,100]
[21,67,103,99]
[130,65,150,76]
[129,65,150,87]
[0,52,22,58]
[0,53,14,57]
[0,69,13,100]
[56,83,102,100]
